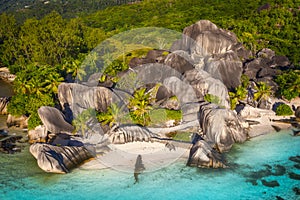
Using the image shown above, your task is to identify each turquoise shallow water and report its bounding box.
[0,130,299,200]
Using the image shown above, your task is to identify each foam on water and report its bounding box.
[0,130,299,200]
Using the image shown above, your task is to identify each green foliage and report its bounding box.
[204,94,222,105]
[97,103,126,127]
[275,70,300,101]
[0,0,137,23]
[7,93,55,129]
[128,87,155,126]
[275,104,293,116]
[72,108,96,135]
[253,82,272,104]
[149,109,182,126]
[167,131,191,142]
[229,85,248,110]
[100,60,129,83]
[7,64,62,129]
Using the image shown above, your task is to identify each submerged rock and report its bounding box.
[293,187,300,195]
[261,179,280,187]
[288,172,300,180]
[30,143,93,173]
[6,114,28,128]
[0,134,23,154]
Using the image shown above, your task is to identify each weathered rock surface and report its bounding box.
[0,97,10,115]
[6,114,28,128]
[38,106,74,134]
[183,69,230,108]
[243,48,289,90]
[198,102,248,152]
[109,125,158,144]
[28,125,47,143]
[187,139,226,168]
[0,67,16,82]
[171,20,251,89]
[295,106,300,119]
[203,51,243,90]
[164,50,195,74]
[0,133,23,153]
[30,143,93,173]
[58,83,112,120]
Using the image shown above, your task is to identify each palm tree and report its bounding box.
[128,87,155,126]
[43,72,64,94]
[253,82,272,107]
[97,103,125,127]
[72,108,96,136]
[229,85,247,110]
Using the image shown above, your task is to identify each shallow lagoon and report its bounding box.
[0,130,299,200]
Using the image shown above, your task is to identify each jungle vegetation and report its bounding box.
[0,0,299,128]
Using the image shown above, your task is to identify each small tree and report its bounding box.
[72,108,96,136]
[229,85,247,110]
[253,82,272,106]
[275,104,293,116]
[128,87,155,126]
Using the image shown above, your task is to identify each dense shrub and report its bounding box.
[275,104,293,116]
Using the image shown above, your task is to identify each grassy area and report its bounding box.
[149,108,182,126]
[166,131,192,142]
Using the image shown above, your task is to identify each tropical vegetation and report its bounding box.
[275,104,293,116]
[0,0,299,128]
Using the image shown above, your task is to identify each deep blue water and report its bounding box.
[0,130,299,200]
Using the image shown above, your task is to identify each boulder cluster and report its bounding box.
[3,20,296,173]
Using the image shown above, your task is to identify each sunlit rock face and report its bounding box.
[30,143,93,173]
[183,69,230,108]
[109,125,158,144]
[198,102,248,153]
[187,140,226,168]
[58,83,112,120]
[38,106,74,134]
[171,20,251,90]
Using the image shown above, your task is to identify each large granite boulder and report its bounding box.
[198,102,248,152]
[164,50,195,74]
[30,143,93,173]
[58,83,112,120]
[171,20,251,89]
[243,48,289,82]
[203,51,243,90]
[183,69,230,108]
[0,97,10,115]
[38,106,74,134]
[109,125,158,144]
[129,49,167,68]
[187,140,226,168]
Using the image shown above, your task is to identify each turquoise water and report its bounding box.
[0,130,299,200]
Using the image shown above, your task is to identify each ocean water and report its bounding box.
[0,130,299,200]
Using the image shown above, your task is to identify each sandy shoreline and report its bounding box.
[80,109,296,172]
[80,141,191,172]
